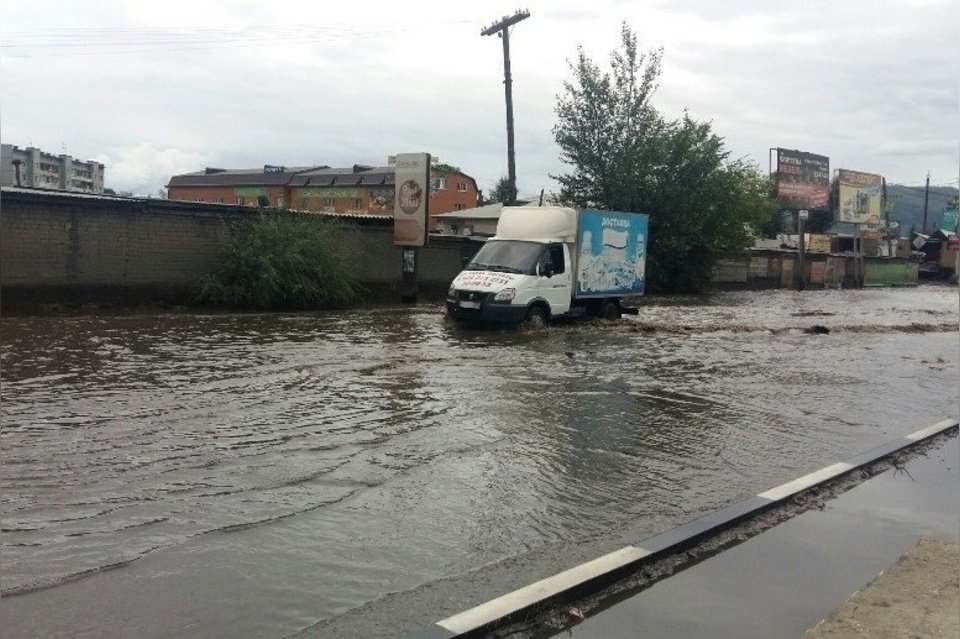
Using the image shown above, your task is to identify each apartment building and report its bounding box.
[1,144,105,193]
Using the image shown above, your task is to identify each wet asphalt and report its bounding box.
[557,434,959,639]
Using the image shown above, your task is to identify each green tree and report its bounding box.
[489,176,513,204]
[553,23,777,293]
[431,162,461,175]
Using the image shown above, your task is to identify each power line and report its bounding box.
[0,21,473,40]
[0,21,473,57]
[1,25,405,45]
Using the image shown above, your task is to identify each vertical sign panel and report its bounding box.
[836,169,882,224]
[394,152,430,246]
[575,210,648,297]
[776,149,830,211]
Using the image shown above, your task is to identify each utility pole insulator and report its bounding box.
[482,10,530,206]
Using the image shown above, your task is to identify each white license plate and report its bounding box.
[459,300,481,309]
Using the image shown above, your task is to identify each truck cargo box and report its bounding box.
[573,209,648,298]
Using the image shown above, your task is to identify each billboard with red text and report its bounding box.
[776,149,830,211]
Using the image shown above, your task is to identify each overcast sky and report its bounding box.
[2,0,957,197]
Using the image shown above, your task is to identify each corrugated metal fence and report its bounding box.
[712,252,918,289]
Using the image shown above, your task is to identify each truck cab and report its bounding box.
[447,238,571,325]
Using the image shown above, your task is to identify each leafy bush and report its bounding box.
[196,212,363,310]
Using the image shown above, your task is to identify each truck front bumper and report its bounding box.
[446,296,528,324]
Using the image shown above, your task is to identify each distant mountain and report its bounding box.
[886,184,958,236]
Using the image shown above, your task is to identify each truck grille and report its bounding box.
[456,290,490,303]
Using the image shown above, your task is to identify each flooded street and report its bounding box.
[2,287,958,638]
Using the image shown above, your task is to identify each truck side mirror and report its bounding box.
[541,262,554,278]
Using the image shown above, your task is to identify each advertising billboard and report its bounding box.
[776,149,830,211]
[575,209,648,297]
[393,152,430,246]
[836,169,882,224]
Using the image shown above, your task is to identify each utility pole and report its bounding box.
[883,177,892,257]
[482,10,530,206]
[798,209,808,290]
[922,172,930,233]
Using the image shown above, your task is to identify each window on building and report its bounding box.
[457,181,467,192]
[322,198,335,209]
[216,197,224,203]
[352,198,362,210]
[196,198,204,202]
[454,203,465,211]
[236,196,245,205]
[433,177,447,190]
[276,197,284,208]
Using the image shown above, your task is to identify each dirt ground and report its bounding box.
[805,538,959,638]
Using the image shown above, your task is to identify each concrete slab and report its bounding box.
[805,538,958,639]
[407,421,957,639]
[560,436,959,639]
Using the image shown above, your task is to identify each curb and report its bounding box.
[408,419,959,639]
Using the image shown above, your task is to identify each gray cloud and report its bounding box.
[2,0,956,195]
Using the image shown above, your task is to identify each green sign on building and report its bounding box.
[234,187,267,197]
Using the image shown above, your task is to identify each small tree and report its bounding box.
[489,176,513,204]
[553,23,777,293]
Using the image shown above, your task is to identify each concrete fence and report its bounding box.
[0,189,481,309]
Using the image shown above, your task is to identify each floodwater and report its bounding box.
[1,287,957,638]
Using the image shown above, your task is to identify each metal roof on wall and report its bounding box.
[170,164,466,189]
[167,166,322,187]
[289,166,393,187]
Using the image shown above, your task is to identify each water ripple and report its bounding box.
[1,288,957,636]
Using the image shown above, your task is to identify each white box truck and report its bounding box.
[446,206,649,326]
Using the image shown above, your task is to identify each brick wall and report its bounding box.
[429,171,479,229]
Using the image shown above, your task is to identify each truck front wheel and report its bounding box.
[524,305,549,329]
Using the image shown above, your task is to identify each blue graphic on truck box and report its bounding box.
[575,209,648,297]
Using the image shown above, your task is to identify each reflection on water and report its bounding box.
[1,287,957,636]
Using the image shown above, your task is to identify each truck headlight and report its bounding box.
[493,287,516,302]
[448,284,456,298]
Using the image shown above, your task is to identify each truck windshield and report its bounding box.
[466,240,542,274]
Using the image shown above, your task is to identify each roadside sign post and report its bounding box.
[393,152,431,304]
[400,248,418,304]
[855,224,862,288]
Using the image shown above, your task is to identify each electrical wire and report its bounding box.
[0,21,474,58]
